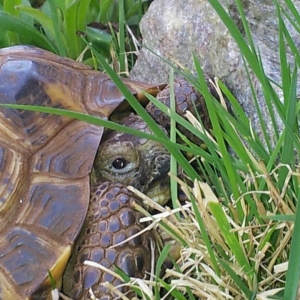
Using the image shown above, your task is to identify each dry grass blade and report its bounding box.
[136,159,300,299]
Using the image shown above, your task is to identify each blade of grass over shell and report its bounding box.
[147,91,234,183]
[86,44,163,137]
[0,104,202,158]
[0,104,155,142]
[144,89,235,184]
[160,65,257,217]
[47,270,57,290]
[143,76,244,183]
[0,11,55,51]
[145,50,269,179]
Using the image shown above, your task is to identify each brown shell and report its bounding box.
[0,45,160,300]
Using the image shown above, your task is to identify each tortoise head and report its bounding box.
[92,114,170,205]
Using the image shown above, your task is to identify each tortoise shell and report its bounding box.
[0,46,160,299]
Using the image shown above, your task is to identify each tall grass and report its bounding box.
[0,0,300,299]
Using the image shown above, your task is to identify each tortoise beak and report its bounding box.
[146,176,170,206]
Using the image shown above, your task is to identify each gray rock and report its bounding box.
[131,0,300,143]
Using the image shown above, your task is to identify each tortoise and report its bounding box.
[0,46,211,300]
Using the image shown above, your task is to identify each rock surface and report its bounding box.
[131,0,300,143]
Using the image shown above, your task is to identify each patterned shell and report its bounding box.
[0,46,157,300]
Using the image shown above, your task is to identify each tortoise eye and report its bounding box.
[112,158,128,169]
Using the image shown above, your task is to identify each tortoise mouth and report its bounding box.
[146,177,170,205]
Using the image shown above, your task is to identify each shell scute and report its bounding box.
[0,59,76,151]
[0,226,62,297]
[31,122,103,178]
[17,180,89,241]
[0,143,24,214]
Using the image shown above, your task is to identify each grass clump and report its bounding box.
[1,0,300,299]
[134,1,299,299]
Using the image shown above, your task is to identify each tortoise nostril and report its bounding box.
[153,154,170,180]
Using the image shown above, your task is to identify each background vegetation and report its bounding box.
[0,0,152,72]
[0,0,300,299]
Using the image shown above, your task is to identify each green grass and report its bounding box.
[1,0,300,299]
[0,0,151,71]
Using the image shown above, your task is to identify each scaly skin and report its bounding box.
[73,182,157,300]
